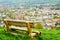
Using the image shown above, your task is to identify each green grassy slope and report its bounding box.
[0,27,60,40]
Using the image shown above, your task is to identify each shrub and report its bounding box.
[0,19,2,23]
[35,22,43,29]
[53,16,60,19]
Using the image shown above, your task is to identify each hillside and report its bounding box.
[0,0,60,7]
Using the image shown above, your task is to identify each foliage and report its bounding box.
[6,13,13,19]
[35,22,43,29]
[53,15,60,19]
[50,7,60,10]
[34,14,38,17]
[56,25,60,30]
[0,19,2,23]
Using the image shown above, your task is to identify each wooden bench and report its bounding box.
[4,19,42,40]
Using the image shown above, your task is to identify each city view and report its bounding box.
[0,0,60,40]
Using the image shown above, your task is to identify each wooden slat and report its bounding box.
[8,23,27,27]
[4,19,40,28]
[7,21,34,28]
[10,26,27,31]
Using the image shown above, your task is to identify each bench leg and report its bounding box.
[36,32,43,40]
[31,36,36,40]
[4,26,11,33]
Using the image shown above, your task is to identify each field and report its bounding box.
[0,27,60,40]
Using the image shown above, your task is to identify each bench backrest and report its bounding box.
[4,19,35,27]
[4,19,35,34]
[4,19,43,40]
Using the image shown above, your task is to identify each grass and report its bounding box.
[0,27,60,40]
[42,29,60,40]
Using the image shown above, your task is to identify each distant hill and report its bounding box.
[0,0,60,7]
